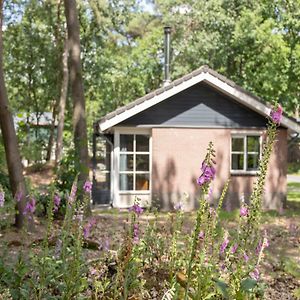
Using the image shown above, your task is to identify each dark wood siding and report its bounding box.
[119,82,267,128]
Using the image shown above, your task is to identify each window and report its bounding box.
[119,134,150,191]
[231,135,260,172]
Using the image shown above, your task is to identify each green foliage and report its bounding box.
[55,148,77,193]
[288,162,300,175]
[283,258,300,279]
[2,0,300,172]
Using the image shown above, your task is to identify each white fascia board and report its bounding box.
[99,73,206,131]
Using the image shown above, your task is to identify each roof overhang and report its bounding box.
[97,66,300,134]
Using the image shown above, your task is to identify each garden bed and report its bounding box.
[1,209,299,299]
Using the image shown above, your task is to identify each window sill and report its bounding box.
[119,191,150,194]
[230,171,259,176]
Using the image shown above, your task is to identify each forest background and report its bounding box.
[0,0,300,195]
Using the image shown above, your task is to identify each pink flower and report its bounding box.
[83,218,97,239]
[250,268,260,281]
[256,236,269,255]
[243,252,249,262]
[255,240,263,255]
[69,182,77,203]
[264,238,270,248]
[83,181,92,193]
[270,104,283,125]
[197,164,216,187]
[129,204,143,215]
[240,206,249,217]
[24,197,36,215]
[231,243,238,254]
[198,231,205,240]
[220,237,229,254]
[53,194,61,212]
[133,223,139,243]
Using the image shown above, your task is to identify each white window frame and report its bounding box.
[113,128,152,202]
[230,132,262,175]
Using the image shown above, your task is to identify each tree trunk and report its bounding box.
[0,0,27,229]
[64,0,89,185]
[55,33,69,164]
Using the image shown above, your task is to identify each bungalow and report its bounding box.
[92,65,300,211]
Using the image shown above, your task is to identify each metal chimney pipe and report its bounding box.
[163,26,171,86]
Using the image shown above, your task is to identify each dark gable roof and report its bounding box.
[96,65,300,133]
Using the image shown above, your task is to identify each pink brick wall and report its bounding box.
[151,128,287,210]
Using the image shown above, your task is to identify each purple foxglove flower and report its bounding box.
[83,181,92,193]
[133,223,139,243]
[53,194,61,212]
[198,231,205,240]
[24,198,36,215]
[129,204,143,215]
[231,243,238,254]
[83,217,96,239]
[243,252,249,262]
[255,240,263,255]
[204,165,216,179]
[250,268,260,281]
[270,104,283,124]
[240,206,249,217]
[69,182,77,204]
[220,237,229,254]
[197,162,216,187]
[0,191,4,207]
[220,263,226,271]
[264,238,270,248]
[83,226,90,239]
[197,175,206,186]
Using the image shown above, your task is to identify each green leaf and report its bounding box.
[240,278,257,292]
[214,279,229,298]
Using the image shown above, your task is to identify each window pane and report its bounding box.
[120,154,133,171]
[136,135,149,152]
[136,154,149,171]
[247,154,259,170]
[247,136,260,153]
[119,174,133,190]
[120,135,133,152]
[232,138,244,151]
[136,174,149,190]
[232,154,244,170]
